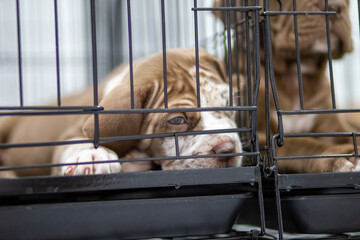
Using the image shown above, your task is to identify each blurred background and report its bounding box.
[0,0,223,106]
[0,0,359,107]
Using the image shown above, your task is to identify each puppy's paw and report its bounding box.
[333,158,360,172]
[61,146,121,176]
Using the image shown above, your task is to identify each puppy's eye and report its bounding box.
[168,116,186,125]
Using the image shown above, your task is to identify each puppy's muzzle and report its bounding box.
[160,135,241,170]
[211,137,236,155]
[208,136,237,167]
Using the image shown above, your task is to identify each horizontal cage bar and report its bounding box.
[0,151,259,173]
[263,10,337,16]
[0,127,252,149]
[0,106,257,117]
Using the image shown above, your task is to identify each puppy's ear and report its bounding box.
[83,80,155,156]
[210,54,227,82]
[199,49,227,82]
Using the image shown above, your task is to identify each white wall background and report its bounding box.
[0,0,224,107]
[0,0,92,106]
[0,0,359,108]
[333,0,360,108]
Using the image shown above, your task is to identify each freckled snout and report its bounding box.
[160,134,242,170]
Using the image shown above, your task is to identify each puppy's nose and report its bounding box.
[211,138,236,155]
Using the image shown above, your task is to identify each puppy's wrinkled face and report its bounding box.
[138,66,242,170]
[268,0,352,59]
[84,49,242,170]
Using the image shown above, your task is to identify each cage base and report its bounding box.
[237,182,360,234]
[0,193,251,240]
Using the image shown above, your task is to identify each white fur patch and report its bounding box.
[335,159,360,173]
[311,36,340,54]
[103,67,129,96]
[282,114,316,133]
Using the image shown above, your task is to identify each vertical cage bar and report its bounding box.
[245,1,255,164]
[54,0,61,106]
[273,140,284,239]
[353,133,358,156]
[272,135,284,240]
[264,24,272,169]
[252,2,261,145]
[222,3,228,68]
[193,0,201,108]
[251,3,266,231]
[16,0,24,107]
[241,5,247,108]
[252,1,257,99]
[264,0,284,235]
[249,1,266,227]
[232,1,241,108]
[127,0,135,109]
[358,0,360,37]
[274,163,284,239]
[232,1,243,130]
[90,0,99,148]
[226,0,233,107]
[240,26,246,105]
[174,133,180,159]
[264,6,283,146]
[161,0,168,109]
[293,0,304,110]
[325,0,336,109]
[256,159,266,235]
[245,1,252,107]
[244,17,249,128]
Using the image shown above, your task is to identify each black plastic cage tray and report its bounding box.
[237,177,360,234]
[0,167,260,240]
[0,194,252,240]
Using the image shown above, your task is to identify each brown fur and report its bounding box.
[214,0,357,172]
[0,49,234,177]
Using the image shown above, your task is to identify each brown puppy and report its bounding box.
[214,0,358,173]
[0,49,242,177]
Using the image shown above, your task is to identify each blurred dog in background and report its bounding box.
[214,0,359,173]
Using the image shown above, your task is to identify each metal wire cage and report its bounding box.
[0,0,265,239]
[260,0,360,238]
[214,0,360,239]
[2,0,360,239]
